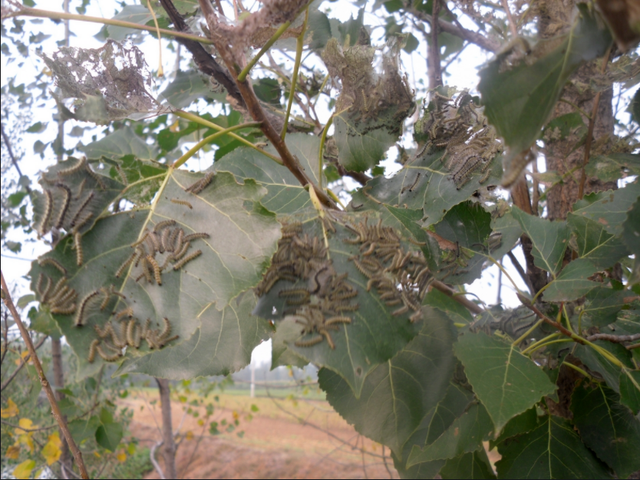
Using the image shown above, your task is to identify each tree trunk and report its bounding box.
[51,338,72,473]
[156,378,177,479]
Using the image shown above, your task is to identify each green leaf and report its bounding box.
[407,403,493,466]
[619,370,640,415]
[95,408,123,451]
[478,5,611,171]
[439,448,497,479]
[512,206,569,276]
[80,126,160,161]
[212,134,323,215]
[31,171,280,378]
[161,70,226,109]
[490,210,523,260]
[359,149,502,227]
[574,342,633,393]
[424,288,473,325]
[572,382,640,478]
[542,112,586,140]
[572,181,640,236]
[105,6,152,41]
[622,195,640,256]
[117,292,270,379]
[495,415,612,479]
[453,331,557,433]
[392,383,474,478]
[583,287,630,327]
[543,259,598,302]
[489,407,539,449]
[585,153,640,182]
[28,307,62,339]
[319,309,456,455]
[253,77,282,106]
[67,416,100,443]
[567,214,629,269]
[26,121,46,133]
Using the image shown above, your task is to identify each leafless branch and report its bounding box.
[428,0,442,89]
[150,440,166,479]
[1,122,31,193]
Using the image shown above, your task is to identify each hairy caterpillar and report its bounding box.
[450,155,482,188]
[50,304,76,315]
[51,288,76,308]
[319,328,336,349]
[115,307,133,320]
[110,321,127,348]
[185,172,214,194]
[391,305,409,317]
[172,241,191,262]
[161,228,172,253]
[57,157,86,176]
[173,229,184,254]
[96,344,120,362]
[147,255,162,285]
[74,290,100,326]
[167,228,179,251]
[325,316,352,326]
[54,183,72,229]
[69,192,94,228]
[39,189,53,236]
[139,257,153,283]
[72,212,93,233]
[74,232,83,266]
[39,275,53,303]
[88,339,100,363]
[114,164,128,185]
[145,329,160,349]
[84,162,106,190]
[126,319,137,346]
[294,335,323,348]
[99,288,111,310]
[94,323,112,338]
[49,276,67,299]
[279,288,310,306]
[352,258,374,279]
[147,231,161,253]
[133,246,146,267]
[173,249,202,270]
[115,251,137,278]
[401,173,421,194]
[154,220,176,232]
[158,317,171,340]
[183,233,210,242]
[170,198,193,209]
[131,232,149,248]
[38,258,66,275]
[75,178,87,199]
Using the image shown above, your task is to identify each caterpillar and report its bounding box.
[158,317,171,341]
[69,192,94,228]
[35,273,45,296]
[146,255,162,285]
[99,287,111,310]
[173,229,184,253]
[401,291,420,311]
[185,172,214,194]
[114,164,128,185]
[154,220,176,232]
[110,321,127,348]
[38,258,66,275]
[167,228,179,252]
[49,286,71,306]
[145,330,160,349]
[102,340,122,353]
[114,307,133,320]
[158,335,179,347]
[74,290,100,326]
[450,155,482,188]
[54,183,72,229]
[352,258,374,279]
[75,178,87,199]
[40,276,53,303]
[49,277,67,299]
[50,304,76,315]
[39,189,53,236]
[94,323,112,338]
[131,323,142,348]
[133,246,146,267]
[325,316,352,326]
[96,344,121,362]
[173,249,201,270]
[72,212,93,233]
[88,339,100,363]
[146,231,161,253]
[140,318,150,339]
[57,157,86,176]
[126,319,137,346]
[161,228,172,253]
[74,232,83,266]
[172,241,191,263]
[115,251,137,278]
[294,335,323,348]
[84,163,106,190]
[139,257,153,283]
[391,305,409,317]
[131,232,149,248]
[170,198,193,209]
[183,233,210,242]
[51,288,76,307]
[330,289,358,301]
[410,310,423,323]
[319,328,336,349]
[401,173,421,194]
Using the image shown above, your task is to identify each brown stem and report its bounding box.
[428,0,442,90]
[1,335,47,392]
[517,293,584,343]
[578,47,612,200]
[432,280,483,315]
[156,378,177,479]
[0,271,89,479]
[52,338,72,470]
[507,251,534,294]
[586,333,640,343]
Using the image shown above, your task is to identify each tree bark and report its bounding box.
[51,338,72,472]
[156,378,177,479]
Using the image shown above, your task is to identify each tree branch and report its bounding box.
[1,271,89,479]
[432,280,483,315]
[428,0,443,90]
[1,335,47,392]
[1,122,30,193]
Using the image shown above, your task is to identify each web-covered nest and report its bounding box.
[40,40,157,124]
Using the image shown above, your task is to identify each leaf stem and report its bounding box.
[511,318,544,346]
[562,361,593,379]
[147,0,164,77]
[318,114,335,190]
[0,271,90,479]
[520,332,562,355]
[174,111,283,165]
[281,8,309,139]
[237,21,292,83]
[171,122,262,169]
[9,6,214,45]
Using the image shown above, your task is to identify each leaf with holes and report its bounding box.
[585,153,640,182]
[454,331,556,433]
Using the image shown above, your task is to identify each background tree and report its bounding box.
[1,0,639,478]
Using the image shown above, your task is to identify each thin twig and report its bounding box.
[428,0,442,89]
[1,123,30,193]
[517,293,584,343]
[1,335,47,392]
[381,445,393,479]
[501,0,518,38]
[578,46,612,200]
[150,440,166,479]
[1,419,59,432]
[507,250,534,295]
[432,280,483,314]
[0,271,89,479]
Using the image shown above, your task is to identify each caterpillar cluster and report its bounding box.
[89,316,178,362]
[185,172,214,195]
[345,219,432,323]
[116,220,208,284]
[255,221,359,350]
[35,157,107,238]
[36,272,78,314]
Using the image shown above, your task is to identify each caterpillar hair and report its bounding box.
[183,233,210,242]
[72,212,93,233]
[85,163,106,190]
[94,323,112,338]
[131,232,149,248]
[74,290,100,326]
[39,189,53,236]
[154,219,176,232]
[69,192,94,228]
[49,286,71,307]
[74,232,83,266]
[170,198,193,209]
[38,258,66,275]
[161,227,172,253]
[114,164,128,185]
[172,241,191,262]
[147,255,162,285]
[115,251,137,278]
[173,249,202,270]
[54,183,72,229]
[51,304,76,315]
[57,157,86,176]
[96,344,121,362]
[88,339,100,363]
[294,335,323,348]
